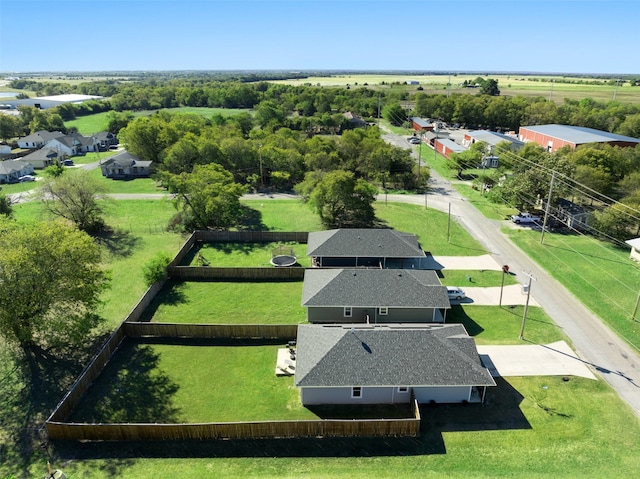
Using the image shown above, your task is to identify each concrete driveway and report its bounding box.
[452,284,539,307]
[478,341,597,379]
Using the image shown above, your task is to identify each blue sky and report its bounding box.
[1,1,638,74]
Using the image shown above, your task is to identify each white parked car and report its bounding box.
[18,175,36,182]
[446,286,466,301]
[511,212,541,224]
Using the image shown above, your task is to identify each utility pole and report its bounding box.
[519,272,536,340]
[549,79,554,102]
[613,78,620,101]
[540,172,555,244]
[632,291,640,321]
[417,138,422,181]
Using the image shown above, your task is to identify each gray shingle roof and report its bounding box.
[306,229,425,258]
[295,323,495,387]
[302,268,450,309]
[521,124,640,145]
[19,130,65,144]
[101,151,152,168]
[436,138,466,153]
[0,160,32,175]
[22,148,58,161]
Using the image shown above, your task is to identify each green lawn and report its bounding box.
[191,242,311,267]
[241,199,323,232]
[86,166,168,194]
[505,227,640,351]
[140,280,306,324]
[439,269,518,288]
[69,339,315,423]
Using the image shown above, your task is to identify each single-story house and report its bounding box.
[20,148,58,169]
[518,124,640,152]
[17,130,64,149]
[100,151,152,179]
[625,238,640,263]
[434,138,467,159]
[302,268,450,324]
[554,199,591,230]
[45,133,97,157]
[0,159,34,184]
[295,323,496,405]
[92,131,118,150]
[307,229,427,268]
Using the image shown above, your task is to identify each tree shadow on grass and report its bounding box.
[137,279,188,322]
[446,305,484,336]
[0,330,113,478]
[52,378,529,465]
[94,228,141,259]
[238,204,269,231]
[66,338,181,424]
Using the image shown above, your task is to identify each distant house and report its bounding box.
[343,112,367,129]
[20,148,58,169]
[92,131,118,150]
[553,199,591,230]
[294,323,495,406]
[17,131,64,149]
[434,138,466,159]
[0,160,34,183]
[100,151,152,179]
[306,229,427,268]
[518,124,640,152]
[625,238,640,263]
[302,269,450,324]
[44,134,95,157]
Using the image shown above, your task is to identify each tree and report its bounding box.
[382,103,407,126]
[447,141,486,178]
[106,111,134,135]
[307,170,377,228]
[0,218,109,352]
[480,78,500,96]
[38,170,109,233]
[165,163,247,231]
[142,252,172,287]
[0,192,12,217]
[0,114,21,142]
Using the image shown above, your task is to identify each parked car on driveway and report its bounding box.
[511,212,541,224]
[446,286,466,301]
[408,137,421,144]
[62,159,75,166]
[18,175,36,182]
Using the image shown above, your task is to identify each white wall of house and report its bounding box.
[300,386,412,405]
[306,306,441,324]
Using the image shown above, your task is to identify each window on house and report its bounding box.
[344,307,352,317]
[397,386,408,393]
[352,387,362,398]
[379,307,388,315]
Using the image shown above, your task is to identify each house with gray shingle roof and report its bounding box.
[17,131,65,149]
[20,148,57,169]
[0,159,34,183]
[302,269,450,323]
[100,151,152,179]
[306,229,427,268]
[294,323,495,405]
[519,124,640,152]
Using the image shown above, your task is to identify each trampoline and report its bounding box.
[270,245,297,267]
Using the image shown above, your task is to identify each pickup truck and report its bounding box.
[511,212,541,224]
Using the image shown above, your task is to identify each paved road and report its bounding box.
[384,127,640,417]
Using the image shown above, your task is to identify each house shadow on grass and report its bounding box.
[51,378,529,469]
[446,305,484,336]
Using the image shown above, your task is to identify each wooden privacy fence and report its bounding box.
[167,266,306,281]
[46,398,421,441]
[123,322,298,339]
[195,231,309,243]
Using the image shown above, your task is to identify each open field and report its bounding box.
[66,107,253,135]
[270,73,640,104]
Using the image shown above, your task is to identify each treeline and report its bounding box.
[118,110,422,192]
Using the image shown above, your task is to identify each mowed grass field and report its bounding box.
[270,73,640,104]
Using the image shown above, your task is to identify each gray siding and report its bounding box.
[413,386,471,403]
[301,386,412,405]
[307,307,440,323]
